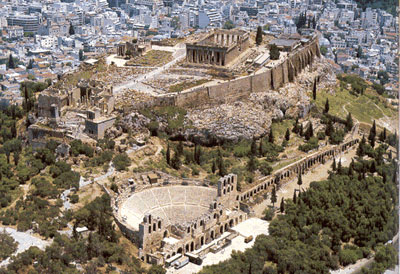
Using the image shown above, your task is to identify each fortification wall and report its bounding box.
[130,37,320,111]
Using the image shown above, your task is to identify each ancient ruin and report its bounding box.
[117,39,151,57]
[185,29,250,66]
[113,139,358,265]
[29,79,116,146]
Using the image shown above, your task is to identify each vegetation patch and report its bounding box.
[168,79,210,93]
[126,50,173,67]
[200,142,398,274]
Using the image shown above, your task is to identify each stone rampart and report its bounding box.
[164,36,320,109]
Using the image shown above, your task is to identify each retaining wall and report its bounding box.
[130,37,320,110]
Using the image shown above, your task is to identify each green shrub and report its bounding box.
[299,137,319,152]
[70,194,79,204]
[113,153,131,171]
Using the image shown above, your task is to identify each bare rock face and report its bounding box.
[119,112,151,132]
[182,58,335,143]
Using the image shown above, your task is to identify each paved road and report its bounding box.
[0,228,51,266]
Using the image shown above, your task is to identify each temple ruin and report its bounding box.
[185,29,250,66]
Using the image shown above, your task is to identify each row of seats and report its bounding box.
[120,186,217,228]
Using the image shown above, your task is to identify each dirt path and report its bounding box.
[253,147,357,217]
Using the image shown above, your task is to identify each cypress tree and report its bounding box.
[218,156,226,177]
[27,59,33,69]
[247,155,257,172]
[177,141,183,156]
[268,128,274,143]
[305,122,314,140]
[312,78,317,100]
[379,131,385,142]
[285,128,290,141]
[196,145,202,165]
[259,138,264,156]
[251,139,257,156]
[332,158,337,171]
[371,120,377,136]
[293,191,297,204]
[211,160,216,174]
[324,98,330,113]
[13,152,19,166]
[292,118,299,133]
[368,122,376,147]
[11,121,16,138]
[171,150,181,170]
[370,160,376,173]
[280,197,285,213]
[271,185,277,208]
[255,26,263,45]
[383,127,387,140]
[348,162,354,177]
[297,173,302,191]
[357,135,366,157]
[166,143,170,165]
[69,23,75,35]
[299,123,304,136]
[79,49,84,61]
[325,119,334,137]
[345,113,353,132]
[8,54,15,69]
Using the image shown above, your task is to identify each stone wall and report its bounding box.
[152,36,321,109]
[238,138,359,202]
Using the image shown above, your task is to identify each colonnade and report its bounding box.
[238,139,359,201]
[186,47,226,66]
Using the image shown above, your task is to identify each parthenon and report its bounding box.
[186,29,250,66]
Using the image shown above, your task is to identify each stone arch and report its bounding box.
[185,243,189,252]
[211,230,215,240]
[166,255,170,259]
[153,223,156,231]
[229,219,234,227]
[201,236,204,246]
[148,226,151,233]
[220,226,224,234]
[164,230,168,238]
[224,223,228,231]
[158,221,161,229]
[177,247,183,254]
[190,242,194,251]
